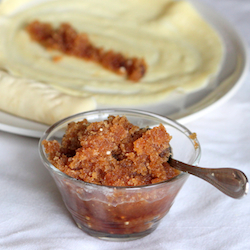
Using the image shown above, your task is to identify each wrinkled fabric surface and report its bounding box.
[1,0,250,249]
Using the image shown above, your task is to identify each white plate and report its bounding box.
[0,0,248,138]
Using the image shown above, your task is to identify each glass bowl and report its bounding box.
[38,109,201,241]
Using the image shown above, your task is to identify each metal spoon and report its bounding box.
[168,158,249,199]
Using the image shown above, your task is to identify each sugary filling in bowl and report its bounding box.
[42,115,180,187]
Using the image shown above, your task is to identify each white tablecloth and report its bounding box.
[1,0,250,249]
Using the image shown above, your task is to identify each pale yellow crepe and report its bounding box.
[0,71,96,125]
[0,0,223,124]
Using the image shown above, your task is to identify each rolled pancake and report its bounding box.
[0,0,223,124]
[0,71,96,125]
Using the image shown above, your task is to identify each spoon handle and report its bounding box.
[169,158,249,199]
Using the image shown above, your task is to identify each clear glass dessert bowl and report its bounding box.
[38,109,201,241]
